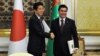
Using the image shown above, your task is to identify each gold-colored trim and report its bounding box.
[0,29,100,37]
[78,29,100,35]
[1,0,100,37]
[0,29,10,37]
[0,29,28,37]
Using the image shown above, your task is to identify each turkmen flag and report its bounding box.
[51,0,60,20]
[46,0,60,56]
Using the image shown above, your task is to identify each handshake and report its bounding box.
[50,32,55,39]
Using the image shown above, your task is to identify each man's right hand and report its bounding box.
[50,32,55,39]
[73,48,78,54]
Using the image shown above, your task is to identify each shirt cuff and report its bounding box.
[74,48,78,50]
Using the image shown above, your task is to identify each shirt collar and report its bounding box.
[59,17,66,21]
[35,14,41,19]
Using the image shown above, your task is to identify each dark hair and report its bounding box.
[58,5,68,11]
[33,2,44,10]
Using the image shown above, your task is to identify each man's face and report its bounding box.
[35,5,45,16]
[59,7,67,18]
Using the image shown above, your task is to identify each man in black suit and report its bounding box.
[27,2,52,56]
[50,5,79,56]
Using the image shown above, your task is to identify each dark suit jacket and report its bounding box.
[27,14,50,55]
[51,17,79,56]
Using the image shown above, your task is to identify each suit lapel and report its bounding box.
[61,17,69,33]
[33,14,41,24]
[55,18,68,33]
[33,14,43,30]
[56,18,61,33]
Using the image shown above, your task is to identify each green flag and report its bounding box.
[46,0,60,56]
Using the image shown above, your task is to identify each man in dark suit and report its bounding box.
[50,5,79,56]
[27,2,51,56]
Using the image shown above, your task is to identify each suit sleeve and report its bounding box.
[50,21,55,33]
[29,17,50,38]
[71,21,79,48]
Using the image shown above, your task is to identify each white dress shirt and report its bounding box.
[59,17,66,26]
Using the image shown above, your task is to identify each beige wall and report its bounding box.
[75,0,100,35]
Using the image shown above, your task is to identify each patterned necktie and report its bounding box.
[40,17,44,30]
[60,19,64,32]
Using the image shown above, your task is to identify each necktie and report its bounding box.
[60,19,64,32]
[40,17,44,30]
